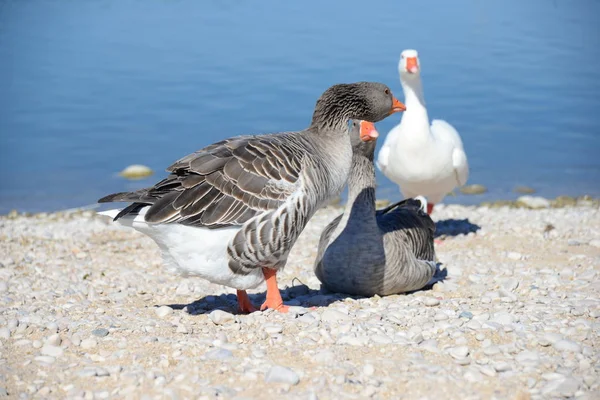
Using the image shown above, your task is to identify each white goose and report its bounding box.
[377,49,469,214]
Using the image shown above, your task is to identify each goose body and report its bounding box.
[314,121,437,297]
[377,49,469,213]
[98,82,406,312]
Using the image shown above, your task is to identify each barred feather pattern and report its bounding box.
[98,82,398,277]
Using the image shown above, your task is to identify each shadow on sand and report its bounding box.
[434,218,481,238]
[163,262,449,315]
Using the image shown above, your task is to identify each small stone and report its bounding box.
[553,339,581,353]
[32,340,42,349]
[502,278,519,292]
[543,378,580,397]
[92,328,109,337]
[588,239,600,248]
[0,328,10,340]
[517,195,551,209]
[45,334,61,346]
[264,366,300,385]
[314,350,336,364]
[45,322,59,333]
[460,184,487,195]
[321,309,350,323]
[479,366,497,377]
[41,345,63,357]
[204,348,233,360]
[155,306,173,318]
[119,164,153,179]
[459,311,473,320]
[35,356,56,365]
[209,310,235,325]
[80,338,98,349]
[423,298,440,307]
[449,346,470,359]
[492,311,514,325]
[363,364,375,376]
[515,350,539,367]
[507,252,522,261]
[264,324,283,334]
[95,368,110,377]
[493,361,511,372]
[514,185,535,194]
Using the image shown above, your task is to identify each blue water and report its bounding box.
[1,0,599,213]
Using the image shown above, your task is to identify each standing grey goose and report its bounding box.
[314,120,437,297]
[98,82,406,313]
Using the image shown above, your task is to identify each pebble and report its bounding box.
[493,362,512,372]
[423,298,440,307]
[45,334,61,346]
[264,366,300,385]
[507,252,522,261]
[588,239,600,248]
[517,195,551,209]
[553,339,582,353]
[321,309,350,323]
[0,328,10,340]
[448,346,470,360]
[515,350,539,367]
[155,306,174,318]
[92,328,109,337]
[204,348,233,360]
[209,310,235,325]
[492,312,514,325]
[41,345,64,357]
[80,338,98,349]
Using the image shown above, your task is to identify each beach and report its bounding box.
[1,199,599,399]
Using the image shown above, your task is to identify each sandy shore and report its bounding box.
[1,201,599,399]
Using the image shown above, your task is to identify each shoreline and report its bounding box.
[2,194,599,219]
[1,202,599,399]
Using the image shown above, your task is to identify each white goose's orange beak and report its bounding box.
[360,121,379,142]
[406,57,419,73]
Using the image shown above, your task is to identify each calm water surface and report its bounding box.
[1,0,599,213]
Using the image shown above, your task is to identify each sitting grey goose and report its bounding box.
[314,120,437,297]
[98,82,406,313]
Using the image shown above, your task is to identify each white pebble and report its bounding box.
[41,345,63,358]
[423,298,440,307]
[155,306,173,318]
[209,310,235,325]
[553,339,581,353]
[264,366,300,385]
[80,338,98,349]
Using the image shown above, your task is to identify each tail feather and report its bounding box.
[98,190,150,203]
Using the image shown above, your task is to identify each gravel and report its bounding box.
[1,202,599,399]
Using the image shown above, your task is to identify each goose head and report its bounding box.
[349,120,378,161]
[398,49,421,79]
[311,82,406,129]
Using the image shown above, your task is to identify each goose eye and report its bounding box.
[384,88,390,95]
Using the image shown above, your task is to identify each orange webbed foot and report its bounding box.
[236,290,258,313]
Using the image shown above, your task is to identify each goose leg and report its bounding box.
[236,290,257,313]
[427,203,445,245]
[260,268,289,313]
[427,203,435,215]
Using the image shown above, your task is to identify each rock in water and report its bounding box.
[459,184,487,195]
[514,185,535,194]
[119,164,153,180]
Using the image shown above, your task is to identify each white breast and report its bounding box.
[98,208,265,290]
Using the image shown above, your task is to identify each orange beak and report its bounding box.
[360,121,379,142]
[390,96,407,114]
[406,57,419,73]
